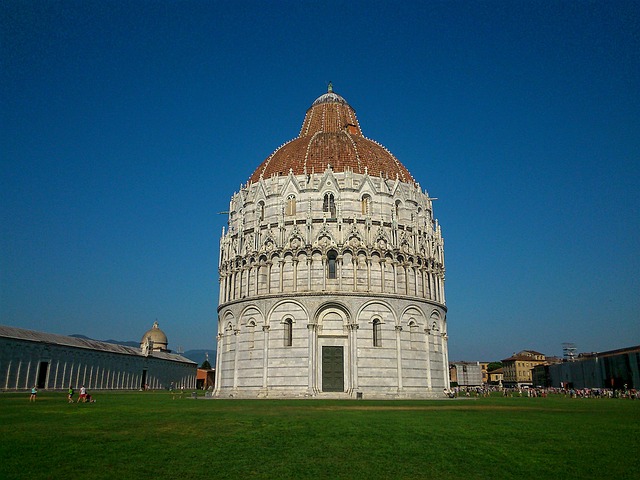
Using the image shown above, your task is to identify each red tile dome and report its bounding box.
[248,86,415,184]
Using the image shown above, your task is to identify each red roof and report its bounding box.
[248,89,415,184]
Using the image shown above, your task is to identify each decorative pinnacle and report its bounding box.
[328,81,333,93]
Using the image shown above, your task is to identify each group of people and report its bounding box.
[68,385,95,403]
[27,385,97,402]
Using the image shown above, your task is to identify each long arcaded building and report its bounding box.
[214,86,448,398]
[0,322,196,391]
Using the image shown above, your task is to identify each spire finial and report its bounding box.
[328,81,333,93]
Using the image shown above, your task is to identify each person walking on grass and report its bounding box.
[30,386,37,402]
[68,386,74,403]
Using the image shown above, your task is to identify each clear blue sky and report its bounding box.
[1,1,638,361]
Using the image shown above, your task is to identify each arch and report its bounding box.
[247,319,257,349]
[361,194,372,215]
[323,192,336,218]
[283,318,293,346]
[429,310,441,331]
[327,250,338,279]
[356,300,397,326]
[408,319,419,350]
[372,318,382,347]
[314,302,351,336]
[266,299,310,327]
[221,311,236,330]
[297,250,309,290]
[257,201,265,222]
[285,194,296,216]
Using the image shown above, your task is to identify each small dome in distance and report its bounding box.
[140,321,169,352]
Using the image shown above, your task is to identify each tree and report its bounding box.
[487,361,503,372]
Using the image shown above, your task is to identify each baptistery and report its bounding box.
[214,86,448,398]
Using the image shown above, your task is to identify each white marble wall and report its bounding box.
[215,167,447,398]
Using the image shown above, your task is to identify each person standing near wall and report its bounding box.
[30,386,37,402]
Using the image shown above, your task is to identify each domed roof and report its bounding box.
[140,321,168,346]
[248,85,415,184]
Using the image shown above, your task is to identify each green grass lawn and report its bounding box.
[1,391,638,479]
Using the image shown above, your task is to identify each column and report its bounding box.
[214,333,223,395]
[349,323,359,395]
[232,329,240,390]
[393,261,398,293]
[279,260,284,292]
[254,263,259,296]
[352,257,357,290]
[403,264,409,295]
[292,258,298,292]
[5,360,12,390]
[322,256,327,291]
[307,324,317,395]
[24,360,31,389]
[262,326,270,391]
[442,333,449,390]
[424,328,432,390]
[395,325,403,391]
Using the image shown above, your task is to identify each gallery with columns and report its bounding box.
[214,86,449,398]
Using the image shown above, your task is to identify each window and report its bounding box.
[395,200,401,219]
[361,194,371,215]
[373,319,382,347]
[409,320,419,350]
[284,319,293,347]
[327,251,337,279]
[323,193,336,218]
[248,320,256,349]
[285,195,296,216]
[257,202,265,222]
[225,322,233,352]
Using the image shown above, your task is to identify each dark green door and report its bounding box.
[322,346,344,392]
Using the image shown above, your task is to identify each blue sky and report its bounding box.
[1,1,638,360]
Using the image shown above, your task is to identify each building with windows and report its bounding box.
[214,86,448,398]
[0,323,196,391]
[501,350,547,388]
[487,367,504,385]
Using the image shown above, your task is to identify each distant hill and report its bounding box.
[182,349,216,366]
[69,334,215,366]
[69,334,139,348]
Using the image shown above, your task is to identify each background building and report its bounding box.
[501,350,546,388]
[547,346,640,390]
[449,362,482,387]
[214,87,448,398]
[0,323,196,391]
[487,368,504,385]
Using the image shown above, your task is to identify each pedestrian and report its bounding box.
[68,386,74,403]
[30,386,37,402]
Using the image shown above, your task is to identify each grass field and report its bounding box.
[1,391,639,480]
